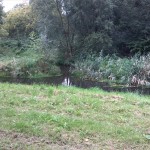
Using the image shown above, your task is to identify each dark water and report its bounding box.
[0,66,150,95]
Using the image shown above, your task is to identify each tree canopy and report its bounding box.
[3,4,35,37]
[30,0,150,57]
[2,0,150,57]
[0,0,3,24]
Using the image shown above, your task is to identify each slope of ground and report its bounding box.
[0,83,150,149]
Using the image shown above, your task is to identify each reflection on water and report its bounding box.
[0,76,150,95]
[0,66,150,95]
[62,77,71,86]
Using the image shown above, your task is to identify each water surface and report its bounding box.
[0,66,150,95]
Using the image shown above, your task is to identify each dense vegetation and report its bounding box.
[72,54,150,85]
[0,0,2,23]
[0,1,150,149]
[0,0,150,84]
[30,0,150,56]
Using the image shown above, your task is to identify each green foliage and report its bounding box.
[3,5,35,37]
[0,0,3,24]
[0,36,61,77]
[82,32,113,55]
[68,0,114,36]
[31,0,150,56]
[113,0,150,54]
[31,0,74,62]
[0,38,27,55]
[2,0,150,79]
[0,25,8,37]
[129,38,150,54]
[72,54,150,84]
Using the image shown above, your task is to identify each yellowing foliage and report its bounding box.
[0,25,9,37]
[3,5,35,37]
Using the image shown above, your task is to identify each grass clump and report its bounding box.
[0,83,150,149]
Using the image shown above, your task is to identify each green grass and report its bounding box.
[0,83,150,149]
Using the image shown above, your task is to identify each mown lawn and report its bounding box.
[0,83,150,149]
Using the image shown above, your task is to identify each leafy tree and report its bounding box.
[113,0,150,54]
[31,0,74,61]
[31,0,150,58]
[3,4,35,37]
[0,0,3,24]
[0,0,8,37]
[65,0,114,56]
[31,0,115,59]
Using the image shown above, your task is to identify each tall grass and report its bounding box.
[72,54,150,85]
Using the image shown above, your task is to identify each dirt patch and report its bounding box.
[0,130,99,150]
[0,130,149,150]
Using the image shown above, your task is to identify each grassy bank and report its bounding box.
[72,54,150,85]
[0,39,61,78]
[0,83,150,149]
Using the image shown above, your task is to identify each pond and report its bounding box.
[0,66,150,95]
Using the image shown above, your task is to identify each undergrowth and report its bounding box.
[0,37,61,77]
[72,53,150,85]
